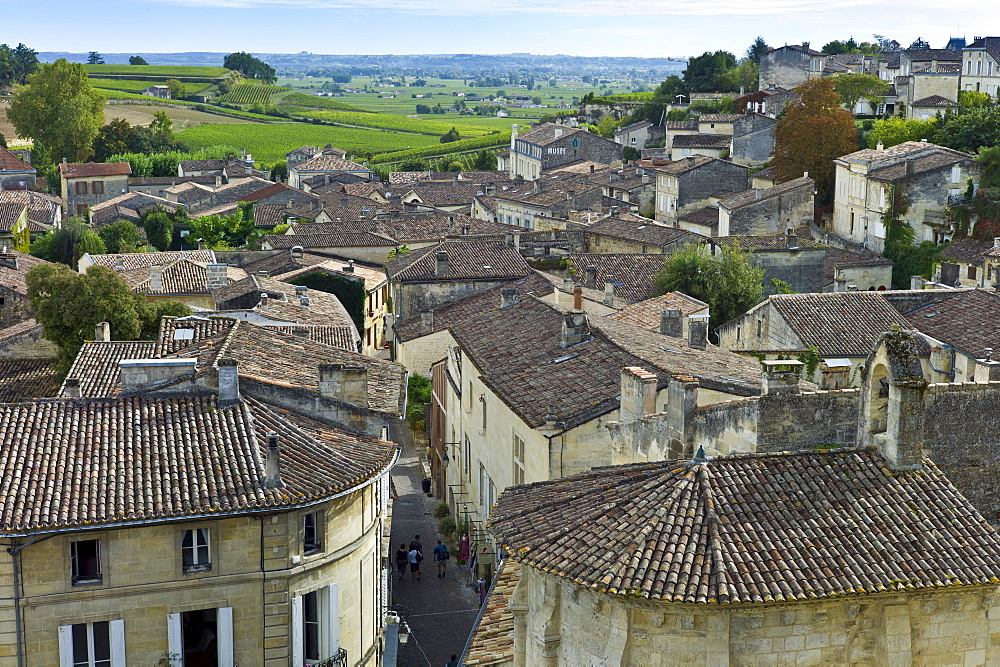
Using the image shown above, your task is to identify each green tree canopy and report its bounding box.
[223,52,277,84]
[440,127,461,143]
[7,59,105,162]
[128,55,148,65]
[833,73,890,111]
[745,37,770,64]
[653,242,764,331]
[472,149,497,170]
[0,43,39,88]
[683,51,738,93]
[977,146,1000,189]
[29,217,106,268]
[908,37,931,50]
[166,78,186,100]
[933,107,1000,153]
[86,52,104,64]
[141,208,174,251]
[772,78,858,204]
[98,220,146,254]
[866,116,937,148]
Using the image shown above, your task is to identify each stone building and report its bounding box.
[653,156,748,225]
[612,120,652,149]
[288,148,375,189]
[759,44,826,90]
[486,435,1000,666]
[580,216,701,254]
[0,249,52,330]
[730,113,778,166]
[710,232,827,295]
[936,238,990,287]
[668,134,731,161]
[116,257,246,310]
[0,364,397,666]
[507,123,622,181]
[0,202,30,252]
[831,141,979,251]
[962,37,1000,97]
[59,161,132,218]
[717,177,814,236]
[0,147,36,192]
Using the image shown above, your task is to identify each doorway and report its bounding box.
[182,608,218,666]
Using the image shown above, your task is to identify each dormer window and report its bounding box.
[71,539,102,585]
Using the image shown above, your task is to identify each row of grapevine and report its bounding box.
[278,92,370,113]
[84,64,230,77]
[219,82,288,105]
[368,131,511,164]
[292,109,495,137]
[90,78,211,95]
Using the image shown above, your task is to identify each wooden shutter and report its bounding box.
[217,607,234,667]
[58,625,74,667]
[166,613,183,666]
[291,595,303,666]
[110,619,126,666]
[326,583,339,653]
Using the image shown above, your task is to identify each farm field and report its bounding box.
[84,64,230,78]
[176,122,440,165]
[220,82,289,105]
[104,105,253,128]
[289,108,501,137]
[91,78,211,96]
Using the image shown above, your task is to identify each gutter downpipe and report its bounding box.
[8,535,38,667]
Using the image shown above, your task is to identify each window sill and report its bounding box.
[72,576,103,586]
[303,546,323,557]
[183,564,212,574]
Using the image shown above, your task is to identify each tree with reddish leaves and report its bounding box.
[772,78,858,205]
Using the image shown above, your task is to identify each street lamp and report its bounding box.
[441,449,450,469]
[675,94,687,104]
[398,621,411,645]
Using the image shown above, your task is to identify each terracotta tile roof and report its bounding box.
[0,359,61,401]
[0,249,53,295]
[157,316,236,354]
[607,292,708,330]
[767,292,912,356]
[665,120,697,130]
[584,217,691,247]
[489,448,1000,604]
[752,165,779,181]
[342,181,384,197]
[386,241,530,282]
[58,162,132,179]
[63,341,160,397]
[239,182,318,203]
[89,250,215,271]
[404,183,505,207]
[119,258,245,295]
[672,134,732,150]
[718,177,814,211]
[492,182,602,208]
[905,289,1000,359]
[941,239,990,265]
[0,318,42,342]
[0,203,26,232]
[697,114,742,123]
[388,171,432,185]
[128,176,217,187]
[822,247,893,284]
[374,214,524,244]
[256,324,358,350]
[966,36,1000,64]
[254,204,288,227]
[770,44,824,56]
[271,259,387,293]
[653,154,718,175]
[837,141,967,165]
[614,120,652,135]
[912,95,959,108]
[0,191,61,226]
[712,235,825,251]
[262,232,397,250]
[0,148,32,172]
[91,192,175,218]
[866,150,971,182]
[567,253,670,302]
[294,153,370,173]
[904,48,963,62]
[464,559,519,666]
[516,123,590,147]
[0,394,396,534]
[394,272,554,343]
[678,206,720,231]
[179,159,227,172]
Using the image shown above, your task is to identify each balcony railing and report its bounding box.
[306,648,348,667]
[948,194,968,206]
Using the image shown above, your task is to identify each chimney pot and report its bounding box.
[785,228,798,249]
[560,310,589,349]
[260,292,269,309]
[206,263,229,290]
[501,288,520,308]
[291,245,304,259]
[420,310,434,334]
[64,377,82,399]
[603,280,615,307]
[218,358,240,402]
[563,278,574,293]
[573,287,582,310]
[434,249,450,276]
[659,309,683,337]
[688,315,708,350]
[584,265,597,289]
[197,238,206,251]
[94,321,111,343]
[261,431,284,488]
[149,265,164,293]
[761,359,803,395]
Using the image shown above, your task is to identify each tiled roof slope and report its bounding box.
[941,239,990,265]
[0,359,61,401]
[0,148,32,172]
[822,247,893,284]
[904,289,1000,359]
[672,134,731,149]
[89,251,215,271]
[294,153,369,173]
[712,235,826,251]
[769,292,912,356]
[262,232,397,249]
[386,241,530,282]
[607,292,708,330]
[0,203,26,232]
[119,258,245,295]
[718,177,813,211]
[394,272,554,343]
[516,123,589,147]
[567,254,670,303]
[62,342,159,397]
[584,217,692,247]
[488,449,1000,604]
[0,250,53,295]
[464,559,520,666]
[59,162,131,178]
[157,316,236,355]
[0,191,61,226]
[0,395,396,534]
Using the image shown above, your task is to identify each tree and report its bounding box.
[833,73,889,111]
[223,52,277,84]
[977,146,1000,189]
[98,220,145,254]
[166,79,186,100]
[721,59,759,93]
[873,35,901,53]
[772,78,858,204]
[0,43,39,88]
[415,103,431,114]
[92,118,135,162]
[149,110,173,137]
[958,90,993,110]
[270,162,288,182]
[141,208,174,251]
[472,149,497,170]
[745,37,770,65]
[933,107,1000,153]
[908,37,931,51]
[188,212,255,249]
[6,59,105,162]
[29,218,105,268]
[867,116,937,148]
[440,127,461,144]
[129,55,148,65]
[653,242,764,331]
[87,51,105,65]
[683,51,738,92]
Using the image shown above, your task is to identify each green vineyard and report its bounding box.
[292,109,498,137]
[90,78,211,95]
[368,131,511,164]
[220,82,289,105]
[279,92,370,113]
[84,64,230,77]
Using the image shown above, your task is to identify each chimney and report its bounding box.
[447,215,455,231]
[619,367,658,422]
[420,310,434,334]
[755,188,762,200]
[435,249,450,276]
[342,259,355,273]
[603,280,615,307]
[118,358,197,392]
[197,238,206,251]
[510,124,518,150]
[876,329,927,469]
[975,348,1000,382]
[206,263,228,289]
[94,321,111,343]
[760,359,804,395]
[688,315,708,350]
[318,363,369,407]
[834,275,847,292]
[218,358,240,402]
[910,275,924,290]
[560,310,590,349]
[994,237,1000,249]
[573,287,582,310]
[534,180,546,194]
[562,278,574,293]
[641,174,650,184]
[589,164,595,174]
[876,141,884,151]
[584,265,597,289]
[501,288,520,308]
[261,432,284,489]
[785,227,798,249]
[904,159,914,176]
[803,171,808,179]
[149,265,163,292]
[64,377,82,399]
[291,245,304,259]
[260,292,269,309]
[543,406,559,430]
[462,223,471,235]
[659,309,683,337]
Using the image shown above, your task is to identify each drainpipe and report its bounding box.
[8,535,38,667]
[927,342,957,381]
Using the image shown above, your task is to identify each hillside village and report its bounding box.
[1,32,1000,666]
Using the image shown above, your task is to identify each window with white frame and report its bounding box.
[59,620,125,667]
[303,511,323,555]
[291,584,339,666]
[512,434,525,486]
[182,528,211,572]
[71,539,102,585]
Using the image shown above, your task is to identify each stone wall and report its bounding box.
[396,329,454,378]
[394,278,515,323]
[759,48,814,90]
[0,287,33,330]
[722,185,814,237]
[730,114,777,166]
[677,161,749,214]
[746,248,826,295]
[515,567,1000,666]
[0,323,57,358]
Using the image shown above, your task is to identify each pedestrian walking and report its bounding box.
[433,539,450,578]
[409,534,423,555]
[445,654,460,667]
[395,543,408,580]
[408,545,422,581]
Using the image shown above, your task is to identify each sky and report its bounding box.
[4,0,989,59]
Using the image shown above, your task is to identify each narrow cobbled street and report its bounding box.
[389,422,481,666]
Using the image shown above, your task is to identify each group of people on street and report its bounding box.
[396,534,451,581]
